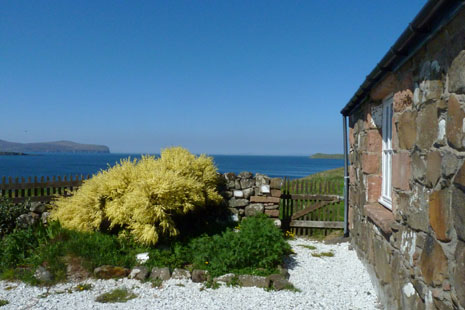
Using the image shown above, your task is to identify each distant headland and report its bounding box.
[310,153,344,159]
[0,139,110,153]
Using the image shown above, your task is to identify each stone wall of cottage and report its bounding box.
[348,7,465,310]
[217,172,283,226]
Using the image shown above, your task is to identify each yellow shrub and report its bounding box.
[50,147,222,245]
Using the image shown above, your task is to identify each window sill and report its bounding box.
[364,203,395,235]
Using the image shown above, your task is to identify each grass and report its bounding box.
[311,251,334,258]
[95,288,137,303]
[75,283,92,291]
[298,244,317,250]
[0,300,8,307]
[302,167,344,182]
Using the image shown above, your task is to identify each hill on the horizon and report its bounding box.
[310,153,344,159]
[0,139,110,153]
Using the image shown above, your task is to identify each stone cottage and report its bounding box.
[340,1,465,309]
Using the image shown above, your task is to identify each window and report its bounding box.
[379,95,393,209]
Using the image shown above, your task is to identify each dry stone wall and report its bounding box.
[218,172,283,226]
[348,7,465,310]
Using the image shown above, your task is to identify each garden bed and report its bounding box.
[0,239,380,310]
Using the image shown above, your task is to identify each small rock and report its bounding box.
[41,212,50,225]
[171,268,191,279]
[94,265,129,279]
[260,185,271,194]
[191,270,209,283]
[238,171,253,179]
[129,266,149,281]
[238,275,270,288]
[30,202,47,213]
[255,174,271,186]
[136,253,149,264]
[34,266,53,283]
[150,267,171,281]
[228,198,249,208]
[16,213,39,229]
[240,178,255,189]
[273,219,282,228]
[233,190,244,198]
[223,172,237,182]
[244,204,264,217]
[270,178,283,189]
[267,274,291,290]
[242,188,254,199]
[213,273,235,284]
[278,265,290,279]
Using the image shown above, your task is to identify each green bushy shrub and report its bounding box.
[51,147,223,245]
[189,215,291,277]
[0,197,30,236]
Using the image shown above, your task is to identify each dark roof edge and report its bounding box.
[341,0,465,116]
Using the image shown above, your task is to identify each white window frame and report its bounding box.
[379,95,393,210]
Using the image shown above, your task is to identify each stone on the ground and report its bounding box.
[238,171,253,179]
[238,275,270,288]
[171,268,191,279]
[136,253,149,264]
[129,266,149,281]
[267,274,291,290]
[94,265,129,279]
[150,267,171,281]
[191,270,209,283]
[34,266,53,283]
[213,273,235,284]
[30,202,47,213]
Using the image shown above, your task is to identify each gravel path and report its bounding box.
[0,239,380,310]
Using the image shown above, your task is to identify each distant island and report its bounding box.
[0,139,110,153]
[310,153,344,159]
[0,151,28,156]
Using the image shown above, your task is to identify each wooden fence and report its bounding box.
[280,178,344,236]
[0,175,90,203]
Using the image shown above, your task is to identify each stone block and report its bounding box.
[223,172,237,182]
[365,130,382,152]
[419,235,448,286]
[250,196,280,203]
[446,94,465,151]
[128,266,149,281]
[233,190,243,198]
[368,104,383,128]
[452,187,465,242]
[454,241,465,308]
[393,89,413,112]
[442,152,460,178]
[238,275,270,288]
[366,175,382,203]
[416,103,438,149]
[171,268,191,279]
[94,265,129,279]
[260,185,270,194]
[397,110,417,150]
[228,198,249,208]
[240,178,255,189]
[270,178,283,189]
[426,151,442,188]
[454,161,465,189]
[429,189,451,242]
[362,153,380,174]
[234,179,241,190]
[242,188,254,199]
[364,203,395,235]
[238,171,253,179]
[448,50,465,94]
[271,189,282,197]
[411,152,426,183]
[255,173,270,186]
[370,72,398,101]
[192,269,209,283]
[420,80,443,101]
[265,209,279,218]
[392,152,411,191]
[150,267,171,281]
[244,203,264,217]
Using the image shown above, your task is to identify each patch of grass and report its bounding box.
[204,279,220,289]
[298,244,316,250]
[0,300,9,307]
[283,284,301,292]
[95,288,137,303]
[175,283,185,287]
[149,278,163,288]
[303,167,344,182]
[75,283,93,291]
[311,251,334,258]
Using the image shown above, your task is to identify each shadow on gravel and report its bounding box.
[283,254,298,270]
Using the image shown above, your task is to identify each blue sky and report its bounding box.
[1,1,425,155]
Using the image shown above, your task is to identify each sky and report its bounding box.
[1,1,426,155]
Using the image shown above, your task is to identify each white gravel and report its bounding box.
[0,238,380,310]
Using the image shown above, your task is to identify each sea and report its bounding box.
[0,153,343,180]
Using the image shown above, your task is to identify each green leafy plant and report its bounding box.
[95,288,137,303]
[189,215,291,277]
[0,197,30,236]
[0,300,9,307]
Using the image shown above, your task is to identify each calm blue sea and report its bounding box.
[0,153,343,180]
